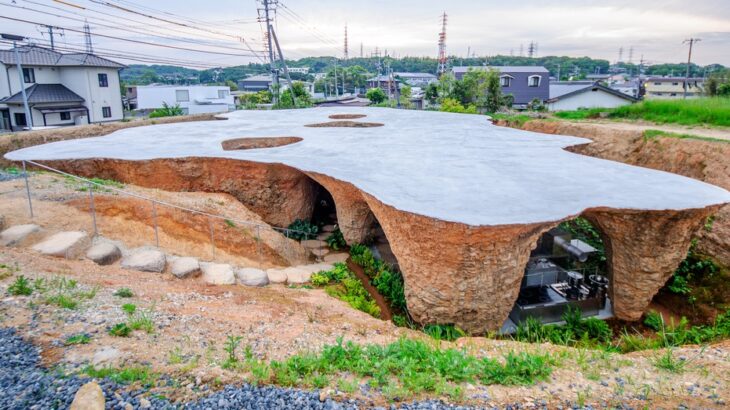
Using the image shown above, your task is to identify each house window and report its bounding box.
[175,90,190,102]
[499,76,512,87]
[60,112,71,121]
[670,93,677,97]
[654,82,661,86]
[22,68,35,83]
[14,113,27,127]
[218,90,229,99]
[102,106,112,118]
[672,82,679,86]
[98,73,108,87]
[528,75,541,87]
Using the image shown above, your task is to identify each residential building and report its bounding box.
[288,67,309,74]
[127,85,234,114]
[644,77,704,99]
[451,66,550,108]
[394,72,437,87]
[238,74,273,92]
[547,81,637,111]
[0,45,124,131]
[610,80,640,99]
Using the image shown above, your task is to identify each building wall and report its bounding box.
[61,67,123,123]
[644,80,703,99]
[548,90,633,111]
[5,65,62,95]
[453,69,550,105]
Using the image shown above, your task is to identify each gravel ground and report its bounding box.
[0,169,23,182]
[0,327,485,410]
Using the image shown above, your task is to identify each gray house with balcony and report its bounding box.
[451,66,550,108]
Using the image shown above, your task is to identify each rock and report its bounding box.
[69,381,105,410]
[86,242,122,265]
[285,266,314,284]
[201,263,236,285]
[139,398,151,409]
[301,239,327,250]
[92,346,120,365]
[121,248,166,273]
[236,268,269,287]
[170,257,200,278]
[310,248,330,257]
[321,224,336,233]
[0,224,42,247]
[266,268,288,284]
[324,252,349,263]
[31,231,89,259]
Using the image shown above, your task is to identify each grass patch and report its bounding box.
[491,113,540,126]
[8,275,33,296]
[553,108,607,120]
[651,349,688,373]
[121,303,137,315]
[83,365,157,385]
[114,288,134,298]
[33,276,97,310]
[311,263,381,318]
[64,333,91,345]
[643,129,729,144]
[64,176,124,192]
[108,323,132,337]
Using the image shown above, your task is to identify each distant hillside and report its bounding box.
[119,56,725,85]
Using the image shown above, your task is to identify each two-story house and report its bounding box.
[0,45,125,131]
[451,66,550,108]
[644,77,704,99]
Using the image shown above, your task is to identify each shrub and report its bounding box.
[440,97,477,114]
[366,87,386,104]
[325,228,346,251]
[314,263,381,318]
[286,219,318,241]
[148,102,184,118]
[109,323,132,337]
[8,275,33,296]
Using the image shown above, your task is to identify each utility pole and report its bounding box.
[261,0,279,105]
[270,29,296,106]
[683,38,700,99]
[343,24,348,60]
[360,42,363,58]
[437,12,448,76]
[83,20,93,53]
[628,46,634,64]
[333,59,339,98]
[2,34,33,129]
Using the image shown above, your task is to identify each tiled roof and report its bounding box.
[1,83,85,104]
[452,66,549,73]
[0,45,124,68]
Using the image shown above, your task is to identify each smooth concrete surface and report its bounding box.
[6,108,730,226]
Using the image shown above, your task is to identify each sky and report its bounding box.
[1,0,729,68]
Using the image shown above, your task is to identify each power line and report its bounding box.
[0,15,264,57]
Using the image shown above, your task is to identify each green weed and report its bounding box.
[114,288,134,298]
[651,349,687,373]
[122,303,137,315]
[109,323,132,337]
[64,334,91,345]
[83,365,156,385]
[8,275,33,296]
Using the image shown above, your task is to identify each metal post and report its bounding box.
[256,225,262,269]
[13,42,33,129]
[209,217,216,258]
[88,182,98,237]
[21,161,33,218]
[151,200,159,247]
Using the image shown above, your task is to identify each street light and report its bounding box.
[1,33,33,129]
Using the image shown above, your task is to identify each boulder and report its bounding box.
[121,248,166,273]
[237,268,269,287]
[70,381,105,410]
[170,257,200,278]
[92,346,121,365]
[86,242,122,266]
[285,266,314,284]
[32,231,89,259]
[324,252,349,263]
[266,268,288,284]
[201,263,236,285]
[0,224,42,247]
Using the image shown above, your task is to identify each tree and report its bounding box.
[704,69,730,97]
[424,83,439,104]
[366,87,386,104]
[399,85,413,108]
[225,80,239,92]
[484,69,505,113]
[276,81,312,109]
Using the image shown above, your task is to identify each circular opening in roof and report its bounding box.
[304,121,383,128]
[328,114,367,119]
[221,136,303,151]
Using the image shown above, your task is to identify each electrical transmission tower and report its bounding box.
[617,46,624,63]
[628,46,634,64]
[343,24,348,59]
[683,38,701,99]
[437,12,448,76]
[527,41,536,58]
[83,20,93,53]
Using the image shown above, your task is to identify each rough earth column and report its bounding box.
[584,206,719,321]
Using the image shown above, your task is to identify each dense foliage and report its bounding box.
[310,263,381,318]
[349,245,406,311]
[274,82,313,109]
[286,219,318,241]
[365,87,386,104]
[325,228,346,251]
[148,102,184,118]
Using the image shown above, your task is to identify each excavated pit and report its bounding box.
[304,121,383,128]
[221,137,303,151]
[328,114,367,120]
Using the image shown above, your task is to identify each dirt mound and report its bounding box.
[221,137,302,151]
[305,121,383,128]
[328,114,367,120]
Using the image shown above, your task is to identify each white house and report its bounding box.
[0,45,125,131]
[127,85,235,115]
[547,81,637,111]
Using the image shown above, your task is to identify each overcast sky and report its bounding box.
[1,0,728,68]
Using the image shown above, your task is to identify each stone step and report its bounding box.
[316,233,330,241]
[301,239,327,250]
[266,267,288,284]
[0,224,42,247]
[310,248,330,257]
[86,242,122,266]
[237,267,269,287]
[324,252,349,263]
[200,263,235,285]
[31,231,89,259]
[169,256,200,279]
[121,247,166,273]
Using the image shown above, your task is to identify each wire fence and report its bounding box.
[16,160,340,268]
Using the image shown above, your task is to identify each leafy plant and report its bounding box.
[313,263,381,318]
[325,228,346,251]
[222,335,243,369]
[45,294,78,309]
[109,323,132,337]
[350,244,407,312]
[644,310,664,331]
[114,288,134,298]
[424,324,466,341]
[286,219,318,241]
[122,303,137,315]
[8,275,33,296]
[128,307,155,334]
[651,349,687,373]
[148,102,184,118]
